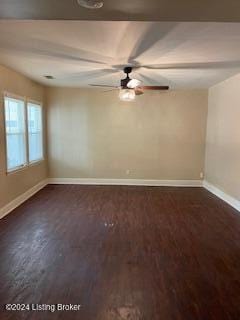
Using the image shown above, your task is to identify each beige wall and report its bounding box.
[47,87,208,180]
[1,63,239,210]
[205,73,240,200]
[0,65,47,209]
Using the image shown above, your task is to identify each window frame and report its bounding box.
[3,92,28,174]
[3,92,44,175]
[27,99,45,165]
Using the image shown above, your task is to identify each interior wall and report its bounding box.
[0,65,47,209]
[205,73,240,200]
[47,87,208,181]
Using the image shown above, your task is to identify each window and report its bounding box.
[3,94,44,173]
[27,102,43,163]
[4,96,27,172]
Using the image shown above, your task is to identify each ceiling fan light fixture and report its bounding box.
[119,89,135,102]
[77,0,104,9]
[127,79,142,89]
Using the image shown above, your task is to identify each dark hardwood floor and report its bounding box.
[1,185,240,320]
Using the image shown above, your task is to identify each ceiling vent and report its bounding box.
[44,75,54,80]
[77,0,104,9]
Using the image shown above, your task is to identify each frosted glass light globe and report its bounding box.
[119,89,135,102]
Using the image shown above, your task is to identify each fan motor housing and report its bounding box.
[121,77,130,89]
[121,67,132,88]
[124,67,132,74]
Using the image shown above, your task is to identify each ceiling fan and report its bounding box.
[90,67,169,101]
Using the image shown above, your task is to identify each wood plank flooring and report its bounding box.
[0,185,240,320]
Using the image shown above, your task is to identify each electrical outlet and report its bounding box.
[126,169,130,175]
[200,172,204,179]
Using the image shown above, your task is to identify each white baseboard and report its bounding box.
[48,178,202,187]
[203,180,240,212]
[1,178,238,219]
[0,179,48,219]
[0,178,204,220]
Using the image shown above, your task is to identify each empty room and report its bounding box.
[0,1,240,319]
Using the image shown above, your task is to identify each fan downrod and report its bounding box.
[121,67,133,88]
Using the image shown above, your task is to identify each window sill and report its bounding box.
[6,164,28,175]
[6,159,45,175]
[29,158,45,167]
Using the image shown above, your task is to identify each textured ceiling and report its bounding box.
[0,21,240,89]
[0,0,240,22]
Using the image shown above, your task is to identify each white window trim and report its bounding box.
[3,93,28,174]
[3,92,45,175]
[3,91,26,101]
[27,99,45,165]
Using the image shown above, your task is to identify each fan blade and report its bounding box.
[89,84,119,88]
[141,86,169,90]
[0,34,111,66]
[61,69,118,80]
[102,89,119,92]
[141,61,240,70]
[127,23,178,63]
